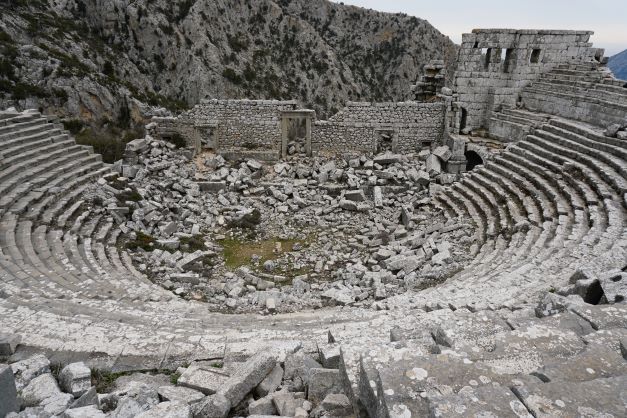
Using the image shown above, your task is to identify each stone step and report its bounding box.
[0,148,92,203]
[0,117,48,138]
[527,132,626,197]
[0,130,66,160]
[0,140,79,185]
[548,118,627,151]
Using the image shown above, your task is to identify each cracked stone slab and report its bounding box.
[512,375,627,417]
[428,384,532,417]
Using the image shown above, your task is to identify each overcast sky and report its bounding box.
[331,0,627,56]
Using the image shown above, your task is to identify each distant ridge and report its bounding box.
[608,49,627,80]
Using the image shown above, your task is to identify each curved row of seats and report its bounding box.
[429,112,626,309]
[0,111,170,307]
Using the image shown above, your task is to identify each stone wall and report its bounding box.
[453,29,603,131]
[178,99,298,154]
[165,99,446,157]
[312,101,445,154]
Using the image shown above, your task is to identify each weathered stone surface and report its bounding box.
[512,375,627,417]
[62,405,107,418]
[319,393,352,416]
[273,392,303,416]
[0,364,19,417]
[219,351,277,406]
[318,344,341,369]
[284,352,322,390]
[307,368,342,404]
[135,401,192,418]
[11,354,51,391]
[69,387,99,409]
[59,362,92,398]
[432,309,510,351]
[191,393,230,418]
[158,385,205,404]
[0,333,21,356]
[21,373,73,415]
[482,324,586,374]
[570,304,627,330]
[533,344,627,382]
[248,396,277,415]
[178,366,230,395]
[254,364,283,397]
[429,384,531,417]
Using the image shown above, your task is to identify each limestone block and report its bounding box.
[59,362,92,398]
[135,401,191,418]
[219,351,277,406]
[307,368,342,404]
[0,364,19,417]
[512,375,627,417]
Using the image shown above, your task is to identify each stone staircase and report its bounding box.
[488,107,551,143]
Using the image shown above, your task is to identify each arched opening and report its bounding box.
[465,150,483,171]
[460,107,468,132]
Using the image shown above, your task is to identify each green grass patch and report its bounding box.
[126,231,157,252]
[180,235,206,252]
[219,235,309,270]
[91,369,132,393]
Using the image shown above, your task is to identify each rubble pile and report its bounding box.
[84,137,474,313]
[1,339,353,418]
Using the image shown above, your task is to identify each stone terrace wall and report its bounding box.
[312,101,445,154]
[179,99,297,153]
[454,29,603,131]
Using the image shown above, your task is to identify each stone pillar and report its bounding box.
[281,117,288,159]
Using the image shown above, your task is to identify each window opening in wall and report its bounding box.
[530,49,541,64]
[473,41,479,48]
[483,48,492,70]
[465,150,483,171]
[498,49,506,63]
[460,107,468,131]
[594,50,603,62]
[503,48,514,73]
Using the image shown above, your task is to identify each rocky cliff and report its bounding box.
[0,0,457,126]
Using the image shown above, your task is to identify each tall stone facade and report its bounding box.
[452,29,604,132]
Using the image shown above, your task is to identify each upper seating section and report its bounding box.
[521,63,627,128]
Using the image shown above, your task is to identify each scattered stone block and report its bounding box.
[219,351,277,406]
[178,366,230,395]
[307,368,342,404]
[11,354,51,390]
[157,385,204,404]
[62,405,107,418]
[254,364,283,397]
[135,400,191,418]
[21,373,73,415]
[318,344,341,369]
[425,154,442,175]
[0,333,21,356]
[433,145,452,162]
[191,393,230,418]
[59,362,92,398]
[319,393,352,416]
[344,189,366,202]
[0,364,18,417]
[249,396,277,415]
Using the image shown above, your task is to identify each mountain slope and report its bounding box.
[608,49,627,80]
[0,0,457,126]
